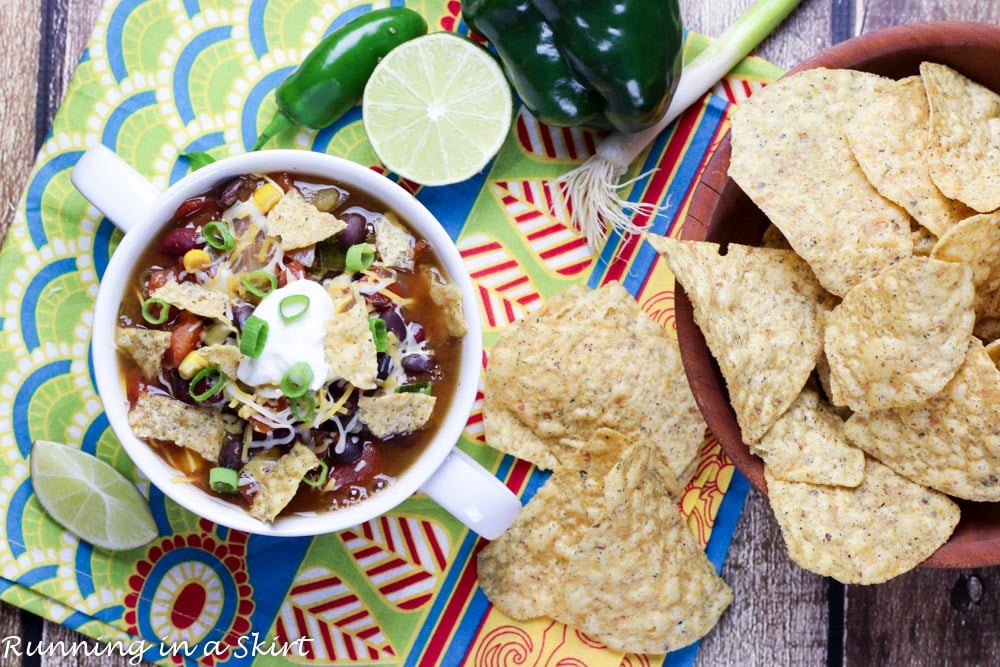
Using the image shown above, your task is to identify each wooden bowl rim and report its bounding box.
[677,21,1000,569]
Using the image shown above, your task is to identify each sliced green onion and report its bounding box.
[280,294,310,322]
[290,393,316,422]
[209,466,238,493]
[396,381,432,395]
[369,317,388,353]
[301,460,329,488]
[189,366,225,402]
[281,362,313,398]
[345,243,375,273]
[140,297,170,325]
[202,220,234,251]
[241,269,277,298]
[240,315,269,358]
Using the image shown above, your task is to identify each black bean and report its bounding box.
[218,435,244,470]
[337,212,368,247]
[381,310,406,342]
[376,352,394,381]
[402,353,437,374]
[218,177,245,207]
[232,303,255,330]
[332,433,364,463]
[158,227,201,255]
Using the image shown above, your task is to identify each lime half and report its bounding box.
[30,440,158,550]
[362,32,513,186]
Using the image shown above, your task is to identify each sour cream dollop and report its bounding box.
[237,279,334,391]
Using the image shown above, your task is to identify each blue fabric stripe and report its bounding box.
[14,360,73,458]
[21,257,77,350]
[101,91,158,151]
[241,67,294,150]
[173,26,232,123]
[25,151,85,249]
[7,480,35,558]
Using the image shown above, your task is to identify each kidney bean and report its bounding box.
[173,195,213,220]
[218,176,246,207]
[337,212,368,247]
[272,172,296,192]
[410,323,426,344]
[218,435,245,470]
[380,310,406,342]
[402,353,436,374]
[158,227,201,255]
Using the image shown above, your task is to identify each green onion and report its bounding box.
[281,362,314,398]
[189,366,225,402]
[240,315,269,358]
[280,294,310,322]
[290,393,316,422]
[241,269,277,298]
[396,381,432,395]
[202,220,235,251]
[209,466,238,493]
[140,297,170,325]
[301,460,329,488]
[369,317,388,353]
[557,0,802,248]
[345,243,375,273]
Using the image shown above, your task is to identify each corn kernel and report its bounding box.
[253,183,282,213]
[178,351,208,379]
[183,248,212,272]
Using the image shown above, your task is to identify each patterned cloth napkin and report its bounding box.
[0,1,781,664]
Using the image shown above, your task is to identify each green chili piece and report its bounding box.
[301,460,329,488]
[141,297,170,325]
[369,317,388,353]
[279,294,310,322]
[189,366,225,402]
[240,316,269,358]
[345,243,375,273]
[281,362,314,398]
[396,381,432,395]
[241,269,277,298]
[202,220,235,251]
[209,466,239,493]
[251,8,428,151]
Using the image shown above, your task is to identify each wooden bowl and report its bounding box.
[677,22,1000,569]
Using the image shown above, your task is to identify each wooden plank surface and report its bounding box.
[2,1,1000,666]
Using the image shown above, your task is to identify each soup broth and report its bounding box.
[115,171,464,521]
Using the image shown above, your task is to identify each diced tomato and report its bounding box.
[272,172,296,192]
[283,259,306,284]
[125,368,147,406]
[328,442,382,491]
[167,311,203,367]
[146,268,176,295]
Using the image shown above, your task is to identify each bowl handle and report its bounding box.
[71,144,162,234]
[419,448,522,540]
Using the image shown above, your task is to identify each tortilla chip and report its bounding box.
[244,443,320,522]
[426,268,468,338]
[765,458,959,584]
[151,279,229,320]
[374,214,415,270]
[844,338,1000,501]
[824,256,974,411]
[358,392,436,438]
[324,288,378,390]
[267,188,346,250]
[116,327,171,380]
[759,223,792,251]
[649,236,835,443]
[752,385,864,487]
[729,67,911,296]
[921,62,1000,213]
[910,222,938,257]
[198,344,242,379]
[478,435,725,653]
[932,211,1000,321]
[986,338,1000,364]
[484,281,705,484]
[845,76,973,237]
[128,392,227,463]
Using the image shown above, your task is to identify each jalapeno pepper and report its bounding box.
[252,8,428,150]
[462,0,683,133]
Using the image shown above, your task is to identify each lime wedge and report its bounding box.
[30,440,158,550]
[362,32,513,186]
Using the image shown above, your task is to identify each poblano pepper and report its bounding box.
[462,0,683,133]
